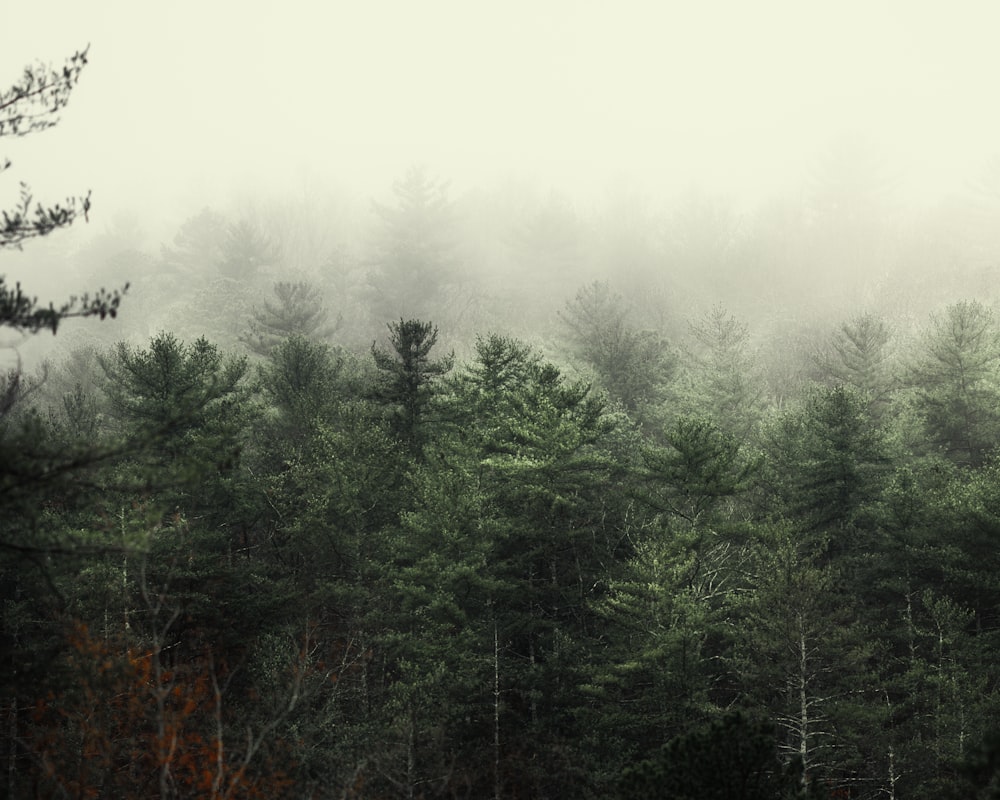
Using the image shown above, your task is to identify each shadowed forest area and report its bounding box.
[7,41,1000,800]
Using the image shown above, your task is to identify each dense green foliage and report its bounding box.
[4,295,1000,799]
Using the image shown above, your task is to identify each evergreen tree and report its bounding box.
[217,217,280,280]
[371,318,453,457]
[434,334,625,797]
[242,280,339,357]
[813,312,896,418]
[733,530,878,790]
[910,300,1000,467]
[368,167,458,322]
[763,384,889,539]
[0,47,126,330]
[619,712,824,800]
[158,207,229,278]
[254,334,344,453]
[638,414,759,527]
[671,305,764,438]
[560,280,674,416]
[97,332,250,520]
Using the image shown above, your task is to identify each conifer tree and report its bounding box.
[0,47,126,331]
[910,300,1000,467]
[560,280,674,415]
[369,167,458,322]
[371,318,453,456]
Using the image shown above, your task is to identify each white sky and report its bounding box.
[3,0,1000,225]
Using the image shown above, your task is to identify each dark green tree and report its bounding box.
[433,334,624,797]
[733,530,878,791]
[371,318,453,456]
[948,730,1000,800]
[619,712,823,800]
[97,332,250,515]
[638,415,759,527]
[158,207,229,278]
[255,334,343,449]
[586,415,759,775]
[763,384,889,538]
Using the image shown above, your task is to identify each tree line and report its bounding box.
[3,297,1000,798]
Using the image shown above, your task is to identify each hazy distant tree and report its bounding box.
[806,136,892,238]
[368,167,458,322]
[152,209,228,336]
[217,217,281,280]
[161,214,284,347]
[910,300,1000,467]
[671,305,764,437]
[159,207,229,277]
[511,192,585,273]
[241,280,340,357]
[35,345,104,431]
[665,190,737,269]
[509,192,591,314]
[662,189,739,305]
[560,281,674,415]
[813,312,896,417]
[594,184,662,295]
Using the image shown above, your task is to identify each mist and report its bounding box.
[5,0,1000,362]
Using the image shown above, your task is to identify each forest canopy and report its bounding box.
[5,40,1000,800]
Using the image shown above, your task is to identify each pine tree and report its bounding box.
[560,280,674,416]
[368,167,458,322]
[0,47,126,330]
[371,319,453,457]
[242,281,339,357]
[813,312,896,418]
[910,300,1000,467]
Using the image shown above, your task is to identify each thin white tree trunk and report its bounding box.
[494,615,501,800]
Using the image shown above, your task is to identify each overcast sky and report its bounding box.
[3,1,1000,229]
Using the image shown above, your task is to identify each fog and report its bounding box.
[8,1,1000,208]
[5,0,1000,362]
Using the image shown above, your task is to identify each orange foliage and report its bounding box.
[21,621,297,799]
